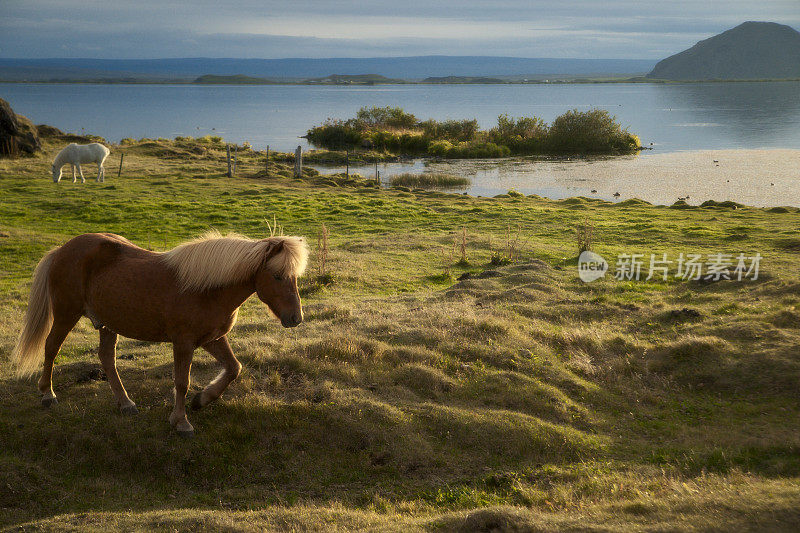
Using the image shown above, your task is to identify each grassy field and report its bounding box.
[1,136,800,531]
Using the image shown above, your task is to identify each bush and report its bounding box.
[420,119,479,142]
[355,106,418,129]
[196,135,223,144]
[306,120,363,149]
[489,114,548,154]
[448,141,511,159]
[306,107,639,157]
[547,109,639,154]
[428,140,454,157]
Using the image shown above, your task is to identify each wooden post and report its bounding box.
[226,145,232,177]
[375,161,378,183]
[294,145,302,177]
[345,150,350,177]
[117,153,124,177]
[265,145,270,176]
[233,146,238,176]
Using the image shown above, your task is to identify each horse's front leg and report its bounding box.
[71,165,76,183]
[191,336,242,410]
[169,341,195,437]
[77,164,85,183]
[97,164,104,182]
[97,327,137,414]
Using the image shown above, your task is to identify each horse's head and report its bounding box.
[255,239,306,328]
[52,164,61,183]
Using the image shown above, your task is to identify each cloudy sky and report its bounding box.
[1,0,798,59]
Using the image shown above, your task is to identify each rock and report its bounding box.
[35,124,64,138]
[0,98,41,157]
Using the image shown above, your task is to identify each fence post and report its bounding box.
[345,149,350,177]
[233,146,238,176]
[294,145,303,177]
[226,145,232,177]
[265,145,270,176]
[375,161,378,183]
[117,153,124,177]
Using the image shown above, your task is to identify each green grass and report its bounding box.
[389,173,470,189]
[0,135,799,530]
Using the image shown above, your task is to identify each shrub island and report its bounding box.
[305,106,641,158]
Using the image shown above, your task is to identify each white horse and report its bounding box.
[52,143,110,183]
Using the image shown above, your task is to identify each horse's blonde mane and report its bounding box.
[161,230,308,292]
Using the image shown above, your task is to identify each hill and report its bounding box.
[647,21,800,80]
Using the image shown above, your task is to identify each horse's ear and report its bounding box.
[263,239,284,259]
[270,239,285,252]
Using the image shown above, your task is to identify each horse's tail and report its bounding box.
[11,248,57,378]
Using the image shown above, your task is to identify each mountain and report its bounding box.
[647,22,800,80]
[0,57,656,82]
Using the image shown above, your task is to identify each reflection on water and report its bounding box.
[655,82,800,149]
[312,148,800,207]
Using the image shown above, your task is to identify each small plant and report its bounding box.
[455,227,469,266]
[265,214,283,237]
[441,246,453,279]
[504,224,520,262]
[489,224,527,266]
[576,218,595,254]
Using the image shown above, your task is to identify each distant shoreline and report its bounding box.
[1,77,799,86]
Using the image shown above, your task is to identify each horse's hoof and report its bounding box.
[190,393,205,411]
[177,429,195,439]
[120,404,139,416]
[41,396,58,408]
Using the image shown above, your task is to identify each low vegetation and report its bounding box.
[306,106,641,157]
[388,173,470,189]
[0,134,798,530]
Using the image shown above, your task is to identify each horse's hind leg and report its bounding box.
[77,165,85,183]
[191,336,241,410]
[97,327,137,415]
[38,315,80,407]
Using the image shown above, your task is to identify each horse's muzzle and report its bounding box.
[280,311,303,328]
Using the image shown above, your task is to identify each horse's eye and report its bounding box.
[273,274,283,281]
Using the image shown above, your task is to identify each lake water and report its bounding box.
[3,81,799,205]
[2,81,799,152]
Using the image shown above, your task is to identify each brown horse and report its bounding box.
[11,231,308,436]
